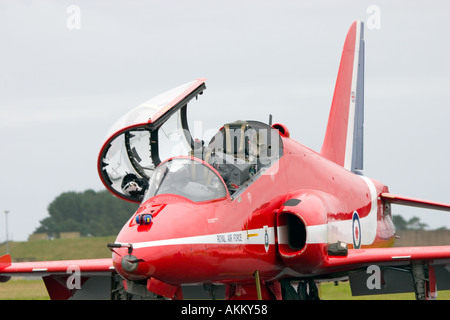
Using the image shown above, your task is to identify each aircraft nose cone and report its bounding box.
[121,255,140,273]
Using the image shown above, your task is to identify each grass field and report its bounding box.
[0,236,116,261]
[1,278,450,300]
[1,237,449,300]
[0,279,49,300]
[319,281,450,300]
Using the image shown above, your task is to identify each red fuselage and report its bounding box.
[111,133,396,284]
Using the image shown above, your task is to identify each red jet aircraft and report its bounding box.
[1,21,450,300]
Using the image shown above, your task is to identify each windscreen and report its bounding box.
[143,157,228,203]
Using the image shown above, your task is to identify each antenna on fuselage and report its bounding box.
[268,114,273,126]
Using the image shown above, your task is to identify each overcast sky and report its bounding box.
[0,0,449,242]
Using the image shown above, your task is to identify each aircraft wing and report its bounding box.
[326,245,450,298]
[0,255,116,300]
[381,193,450,212]
[327,246,450,268]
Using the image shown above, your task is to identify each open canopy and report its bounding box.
[98,79,206,203]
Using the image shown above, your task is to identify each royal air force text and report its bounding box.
[216,233,243,244]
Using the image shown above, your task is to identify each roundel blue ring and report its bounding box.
[352,211,361,249]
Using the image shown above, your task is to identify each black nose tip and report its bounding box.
[121,255,140,272]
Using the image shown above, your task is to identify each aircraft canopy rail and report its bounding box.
[98,79,206,203]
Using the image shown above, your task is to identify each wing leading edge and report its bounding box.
[0,256,113,274]
[0,256,116,300]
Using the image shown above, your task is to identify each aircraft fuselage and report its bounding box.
[112,133,396,284]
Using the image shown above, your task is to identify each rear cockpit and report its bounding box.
[199,120,283,196]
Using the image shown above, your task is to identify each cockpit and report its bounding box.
[197,120,282,195]
[98,79,284,203]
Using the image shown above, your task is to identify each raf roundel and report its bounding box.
[264,226,270,252]
[352,211,361,249]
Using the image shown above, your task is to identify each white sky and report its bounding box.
[0,0,449,241]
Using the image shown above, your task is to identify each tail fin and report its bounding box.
[320,21,365,173]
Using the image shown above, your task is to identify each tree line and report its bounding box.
[392,215,447,231]
[34,189,139,238]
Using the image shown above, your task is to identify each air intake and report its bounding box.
[277,212,307,256]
